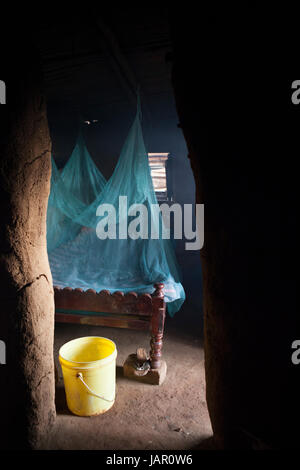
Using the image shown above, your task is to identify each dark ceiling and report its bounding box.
[33,7,190,185]
[37,7,173,115]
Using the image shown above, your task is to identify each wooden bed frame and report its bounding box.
[54,282,166,372]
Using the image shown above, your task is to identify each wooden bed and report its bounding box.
[54,283,166,375]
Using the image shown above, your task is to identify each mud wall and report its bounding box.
[0,33,56,449]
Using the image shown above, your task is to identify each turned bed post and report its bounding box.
[150,283,166,370]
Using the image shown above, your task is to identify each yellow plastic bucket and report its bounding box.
[59,336,117,416]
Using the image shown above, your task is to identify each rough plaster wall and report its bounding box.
[170,6,286,449]
[0,35,56,449]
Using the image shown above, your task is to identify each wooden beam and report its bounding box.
[55,312,150,330]
[54,286,154,316]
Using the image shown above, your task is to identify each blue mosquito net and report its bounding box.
[47,101,185,316]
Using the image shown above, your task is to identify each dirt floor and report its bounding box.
[45,303,212,450]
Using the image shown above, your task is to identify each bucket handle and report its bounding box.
[76,372,114,403]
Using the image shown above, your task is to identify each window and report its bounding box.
[148,153,171,202]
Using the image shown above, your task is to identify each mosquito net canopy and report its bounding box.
[47,103,185,316]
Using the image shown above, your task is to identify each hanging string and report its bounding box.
[136,85,142,122]
[136,85,153,151]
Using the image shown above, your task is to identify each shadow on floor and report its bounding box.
[116,364,125,379]
[191,436,218,450]
[165,300,204,345]
[55,385,71,416]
